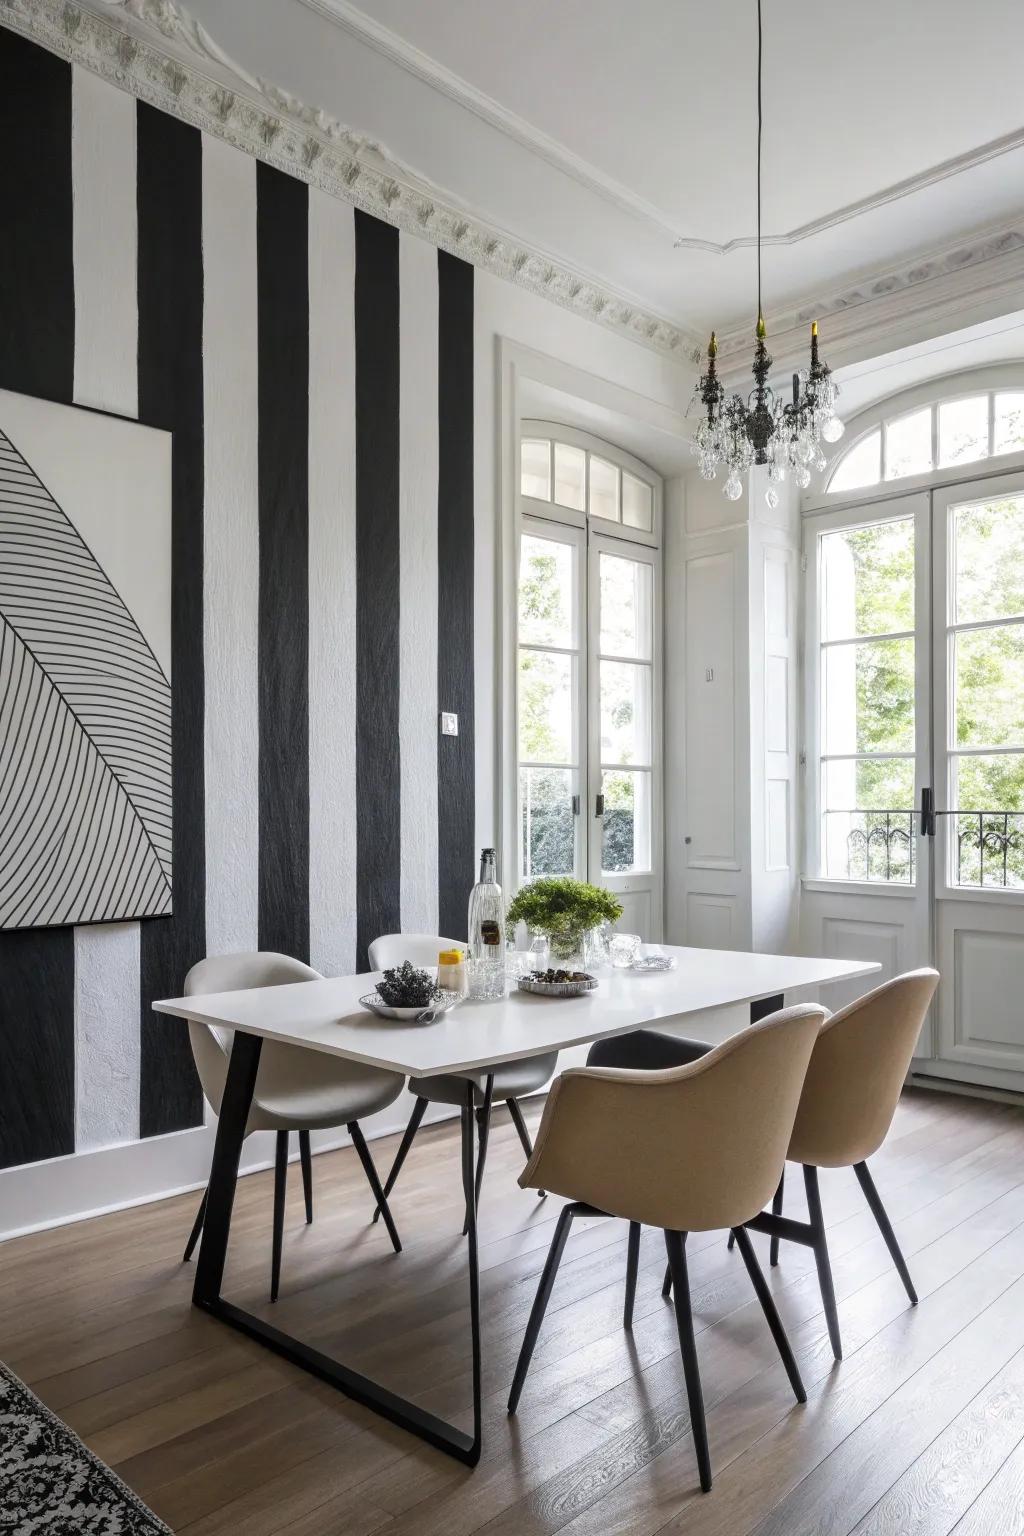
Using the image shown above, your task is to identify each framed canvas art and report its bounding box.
[0,388,172,930]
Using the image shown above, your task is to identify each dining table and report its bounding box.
[154,943,880,1467]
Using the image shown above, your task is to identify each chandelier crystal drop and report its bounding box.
[694,1,843,505]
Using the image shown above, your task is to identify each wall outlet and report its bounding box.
[440,712,459,736]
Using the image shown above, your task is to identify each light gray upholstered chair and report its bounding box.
[183,951,406,1299]
[367,933,558,1226]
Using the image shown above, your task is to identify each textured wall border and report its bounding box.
[0,0,692,358]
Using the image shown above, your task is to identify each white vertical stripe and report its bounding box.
[71,67,140,1150]
[202,135,259,955]
[308,190,357,975]
[398,234,439,934]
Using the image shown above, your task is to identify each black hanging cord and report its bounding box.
[756,0,763,323]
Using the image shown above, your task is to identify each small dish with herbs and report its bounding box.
[359,961,461,1022]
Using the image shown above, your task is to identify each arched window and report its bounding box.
[515,421,662,937]
[827,388,1024,495]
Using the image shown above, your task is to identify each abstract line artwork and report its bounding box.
[0,388,172,930]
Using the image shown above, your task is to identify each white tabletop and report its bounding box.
[153,945,879,1079]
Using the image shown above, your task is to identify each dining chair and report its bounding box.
[367,933,557,1228]
[631,969,940,1361]
[182,951,406,1300]
[507,1002,827,1492]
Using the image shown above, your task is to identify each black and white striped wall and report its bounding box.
[0,28,476,1172]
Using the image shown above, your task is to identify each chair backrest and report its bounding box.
[788,968,939,1168]
[367,933,462,971]
[184,951,322,1116]
[536,1003,825,1232]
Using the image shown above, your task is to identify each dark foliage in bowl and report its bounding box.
[376,961,441,1009]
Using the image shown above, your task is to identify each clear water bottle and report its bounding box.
[467,848,507,1001]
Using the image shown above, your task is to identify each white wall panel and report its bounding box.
[71,66,140,1148]
[308,190,357,976]
[398,234,439,935]
[202,134,259,957]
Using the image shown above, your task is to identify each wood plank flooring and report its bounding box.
[4,1088,1024,1534]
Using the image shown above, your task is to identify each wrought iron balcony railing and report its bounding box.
[822,808,1024,888]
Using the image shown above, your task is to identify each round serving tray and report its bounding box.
[518,974,598,999]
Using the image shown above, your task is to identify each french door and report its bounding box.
[516,516,662,938]
[806,474,1024,1088]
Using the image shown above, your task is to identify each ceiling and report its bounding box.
[183,0,1024,343]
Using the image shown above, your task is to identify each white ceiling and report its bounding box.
[186,0,1024,338]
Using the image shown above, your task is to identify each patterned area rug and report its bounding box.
[0,1360,171,1533]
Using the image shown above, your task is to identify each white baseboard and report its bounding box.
[0,1088,461,1243]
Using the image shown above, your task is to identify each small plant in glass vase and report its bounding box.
[506,877,623,968]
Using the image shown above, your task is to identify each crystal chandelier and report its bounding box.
[695,0,844,507]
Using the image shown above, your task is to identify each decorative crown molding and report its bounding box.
[0,0,694,359]
[715,222,1024,379]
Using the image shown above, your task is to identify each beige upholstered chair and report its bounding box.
[508,1003,827,1493]
[367,933,557,1226]
[183,952,406,1300]
[647,968,939,1360]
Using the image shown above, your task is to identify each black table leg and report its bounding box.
[191,1037,484,1466]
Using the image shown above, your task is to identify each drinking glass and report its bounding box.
[609,932,642,969]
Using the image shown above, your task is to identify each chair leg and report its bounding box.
[299,1129,313,1224]
[508,1203,575,1413]
[624,1222,641,1330]
[770,1168,785,1267]
[270,1130,288,1302]
[662,1261,673,1297]
[731,1226,806,1403]
[349,1121,402,1254]
[463,1077,495,1235]
[664,1230,712,1494]
[804,1164,842,1360]
[507,1098,546,1199]
[183,1187,208,1262]
[373,1095,427,1223]
[855,1160,918,1306]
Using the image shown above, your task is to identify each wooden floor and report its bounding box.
[4,1089,1024,1535]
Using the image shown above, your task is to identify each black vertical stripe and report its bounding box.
[354,211,401,972]
[437,251,475,939]
[137,103,205,1138]
[257,162,310,961]
[0,30,76,1169]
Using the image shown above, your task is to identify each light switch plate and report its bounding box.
[440,712,459,736]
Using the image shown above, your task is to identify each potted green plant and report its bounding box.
[506,877,624,965]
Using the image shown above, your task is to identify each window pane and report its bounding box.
[822,637,915,754]
[953,495,1024,624]
[518,649,573,763]
[952,755,1024,888]
[600,552,652,659]
[954,625,1024,748]
[518,534,575,647]
[553,441,586,511]
[521,438,551,500]
[820,518,914,640]
[938,396,988,468]
[622,471,653,531]
[519,767,575,879]
[601,660,652,766]
[994,393,1024,457]
[885,408,932,480]
[828,430,880,494]
[602,770,651,873]
[821,758,915,882]
[589,456,620,521]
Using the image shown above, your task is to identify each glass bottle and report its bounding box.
[467,848,507,1000]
